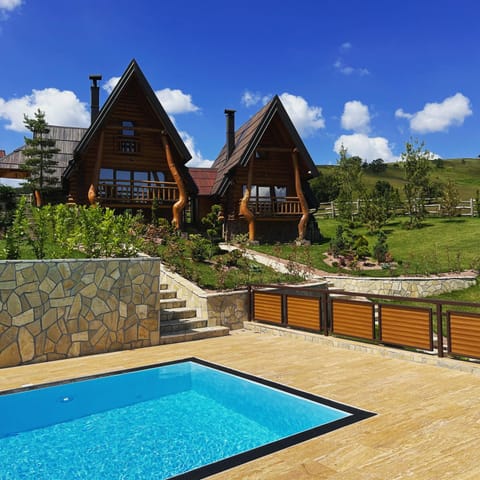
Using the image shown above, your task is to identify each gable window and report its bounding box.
[119,120,139,154]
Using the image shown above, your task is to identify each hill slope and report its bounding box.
[317,158,480,199]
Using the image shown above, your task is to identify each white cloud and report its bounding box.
[181,130,212,168]
[340,42,352,51]
[395,93,472,133]
[241,90,270,107]
[102,76,120,94]
[0,0,22,11]
[334,133,398,162]
[279,93,325,137]
[341,100,371,133]
[0,88,90,131]
[155,88,199,115]
[334,59,370,76]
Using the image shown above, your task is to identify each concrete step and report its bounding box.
[160,306,197,321]
[159,298,186,309]
[158,289,178,300]
[159,283,169,290]
[159,326,230,345]
[161,318,208,333]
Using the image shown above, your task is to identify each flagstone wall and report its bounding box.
[0,258,161,368]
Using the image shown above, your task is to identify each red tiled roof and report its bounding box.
[189,167,218,196]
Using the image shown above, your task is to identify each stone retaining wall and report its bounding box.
[0,258,161,368]
[325,274,477,297]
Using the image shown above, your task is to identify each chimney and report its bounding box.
[0,150,5,158]
[89,74,102,123]
[224,109,236,159]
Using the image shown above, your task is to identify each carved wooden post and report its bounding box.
[88,131,104,206]
[239,155,255,241]
[34,190,42,207]
[161,132,186,229]
[292,148,309,241]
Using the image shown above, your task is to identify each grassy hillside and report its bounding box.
[317,158,480,199]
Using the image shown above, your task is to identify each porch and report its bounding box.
[241,197,302,217]
[97,179,179,207]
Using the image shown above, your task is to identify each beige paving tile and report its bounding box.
[1,329,480,479]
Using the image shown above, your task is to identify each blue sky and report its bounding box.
[0,0,479,187]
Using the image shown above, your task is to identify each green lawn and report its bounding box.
[251,217,480,277]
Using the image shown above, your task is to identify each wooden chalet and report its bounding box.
[63,60,197,228]
[0,61,321,243]
[208,97,319,243]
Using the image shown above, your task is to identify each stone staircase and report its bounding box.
[159,283,229,344]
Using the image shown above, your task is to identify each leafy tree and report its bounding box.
[22,109,60,206]
[362,158,387,173]
[336,147,364,224]
[440,179,460,217]
[309,170,340,202]
[401,139,432,228]
[0,185,17,233]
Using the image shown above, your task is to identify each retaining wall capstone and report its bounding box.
[325,274,477,297]
[0,258,161,368]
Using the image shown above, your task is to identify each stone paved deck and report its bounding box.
[2,329,480,479]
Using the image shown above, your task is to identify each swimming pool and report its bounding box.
[0,358,374,479]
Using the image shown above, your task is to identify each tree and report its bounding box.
[440,179,460,217]
[309,169,340,203]
[22,109,60,206]
[401,139,432,228]
[336,146,364,224]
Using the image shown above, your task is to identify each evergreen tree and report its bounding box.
[22,109,60,206]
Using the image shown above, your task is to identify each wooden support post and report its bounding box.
[292,149,309,241]
[88,131,104,206]
[239,155,255,241]
[161,133,186,229]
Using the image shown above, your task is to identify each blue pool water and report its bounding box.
[0,359,374,479]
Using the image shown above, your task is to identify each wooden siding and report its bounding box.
[332,300,374,340]
[253,292,282,324]
[379,305,433,350]
[76,78,180,204]
[287,296,321,331]
[448,311,480,359]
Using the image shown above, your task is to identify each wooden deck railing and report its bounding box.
[97,179,179,205]
[240,197,302,217]
[249,285,480,362]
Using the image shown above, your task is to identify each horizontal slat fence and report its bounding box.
[379,305,433,350]
[331,299,375,340]
[447,311,480,359]
[249,285,480,363]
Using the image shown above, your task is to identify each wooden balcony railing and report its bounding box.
[97,179,179,205]
[240,197,302,217]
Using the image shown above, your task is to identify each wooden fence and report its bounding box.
[316,198,479,218]
[249,285,480,361]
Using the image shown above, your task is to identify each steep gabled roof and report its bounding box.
[211,95,318,197]
[64,59,191,179]
[0,126,86,179]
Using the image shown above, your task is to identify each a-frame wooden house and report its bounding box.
[62,59,197,227]
[206,96,319,243]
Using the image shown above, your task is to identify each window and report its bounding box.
[119,121,139,153]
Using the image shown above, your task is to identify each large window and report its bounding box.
[243,185,287,200]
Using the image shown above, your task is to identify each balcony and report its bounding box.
[97,179,179,206]
[240,197,302,217]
